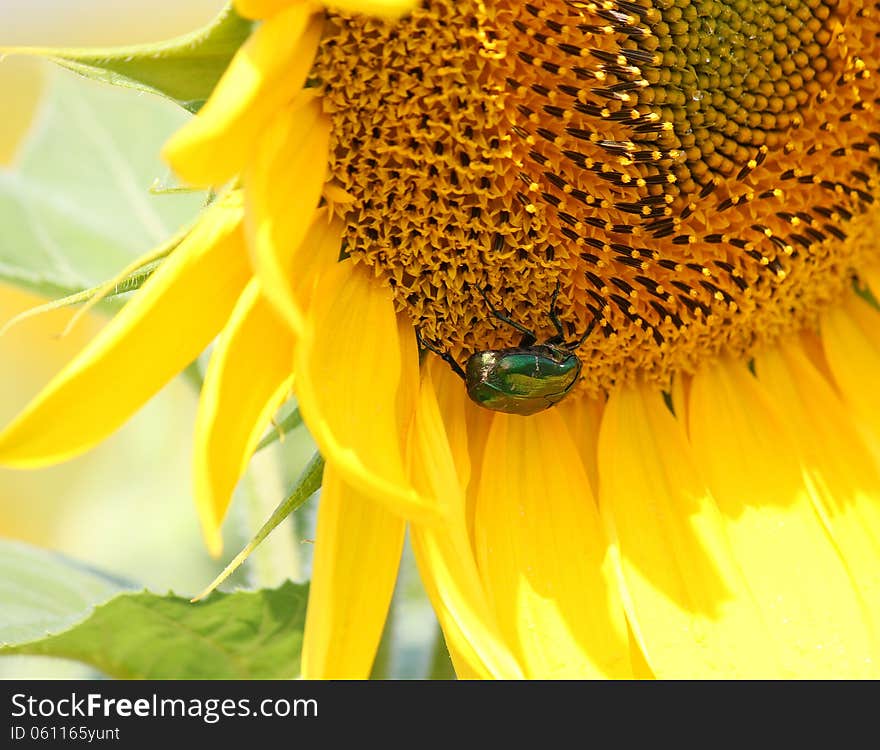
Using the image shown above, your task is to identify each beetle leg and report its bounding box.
[416,329,467,381]
[476,285,538,342]
[548,279,567,341]
[573,310,601,347]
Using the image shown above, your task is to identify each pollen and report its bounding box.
[314,0,880,397]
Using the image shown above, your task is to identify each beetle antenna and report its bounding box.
[416,329,467,381]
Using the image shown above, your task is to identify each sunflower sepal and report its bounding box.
[193,451,325,601]
[0,222,194,339]
[0,3,253,114]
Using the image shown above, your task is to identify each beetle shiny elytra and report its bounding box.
[420,283,597,416]
[463,345,582,416]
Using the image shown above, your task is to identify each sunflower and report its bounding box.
[3,0,880,679]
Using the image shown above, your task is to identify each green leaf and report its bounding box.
[0,539,129,647]
[4,4,253,114]
[0,67,204,301]
[1,582,309,679]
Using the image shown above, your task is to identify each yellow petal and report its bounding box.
[670,372,689,425]
[408,365,523,679]
[599,384,780,679]
[294,259,434,520]
[557,393,604,497]
[425,356,471,492]
[235,0,303,19]
[798,328,836,386]
[411,526,525,679]
[473,410,632,679]
[163,3,324,187]
[0,198,249,468]
[395,311,421,439]
[238,0,417,16]
[861,265,880,301]
[326,0,417,18]
[461,374,494,544]
[821,296,880,456]
[444,646,483,680]
[245,97,334,334]
[430,356,488,546]
[755,343,880,650]
[193,278,295,557]
[301,463,405,679]
[627,626,656,679]
[688,359,876,677]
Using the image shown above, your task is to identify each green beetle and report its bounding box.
[420,283,597,416]
[463,345,582,416]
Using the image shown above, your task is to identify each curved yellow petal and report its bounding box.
[861,265,880,302]
[444,646,482,680]
[473,410,632,679]
[755,343,880,650]
[294,259,434,520]
[670,372,689,425]
[301,463,405,679]
[245,98,334,334]
[427,353,483,542]
[821,296,880,455]
[688,359,876,677]
[395,311,421,442]
[627,627,655,679]
[599,384,780,679]
[409,365,523,679]
[557,393,604,497]
[163,3,324,187]
[235,0,303,19]
[799,329,837,386]
[461,376,494,545]
[411,526,524,679]
[328,0,418,17]
[237,0,416,17]
[424,356,471,492]
[193,278,295,557]
[0,198,249,468]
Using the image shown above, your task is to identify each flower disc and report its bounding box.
[316,0,880,396]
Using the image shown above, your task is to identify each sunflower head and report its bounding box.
[3,0,880,682]
[315,0,878,398]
